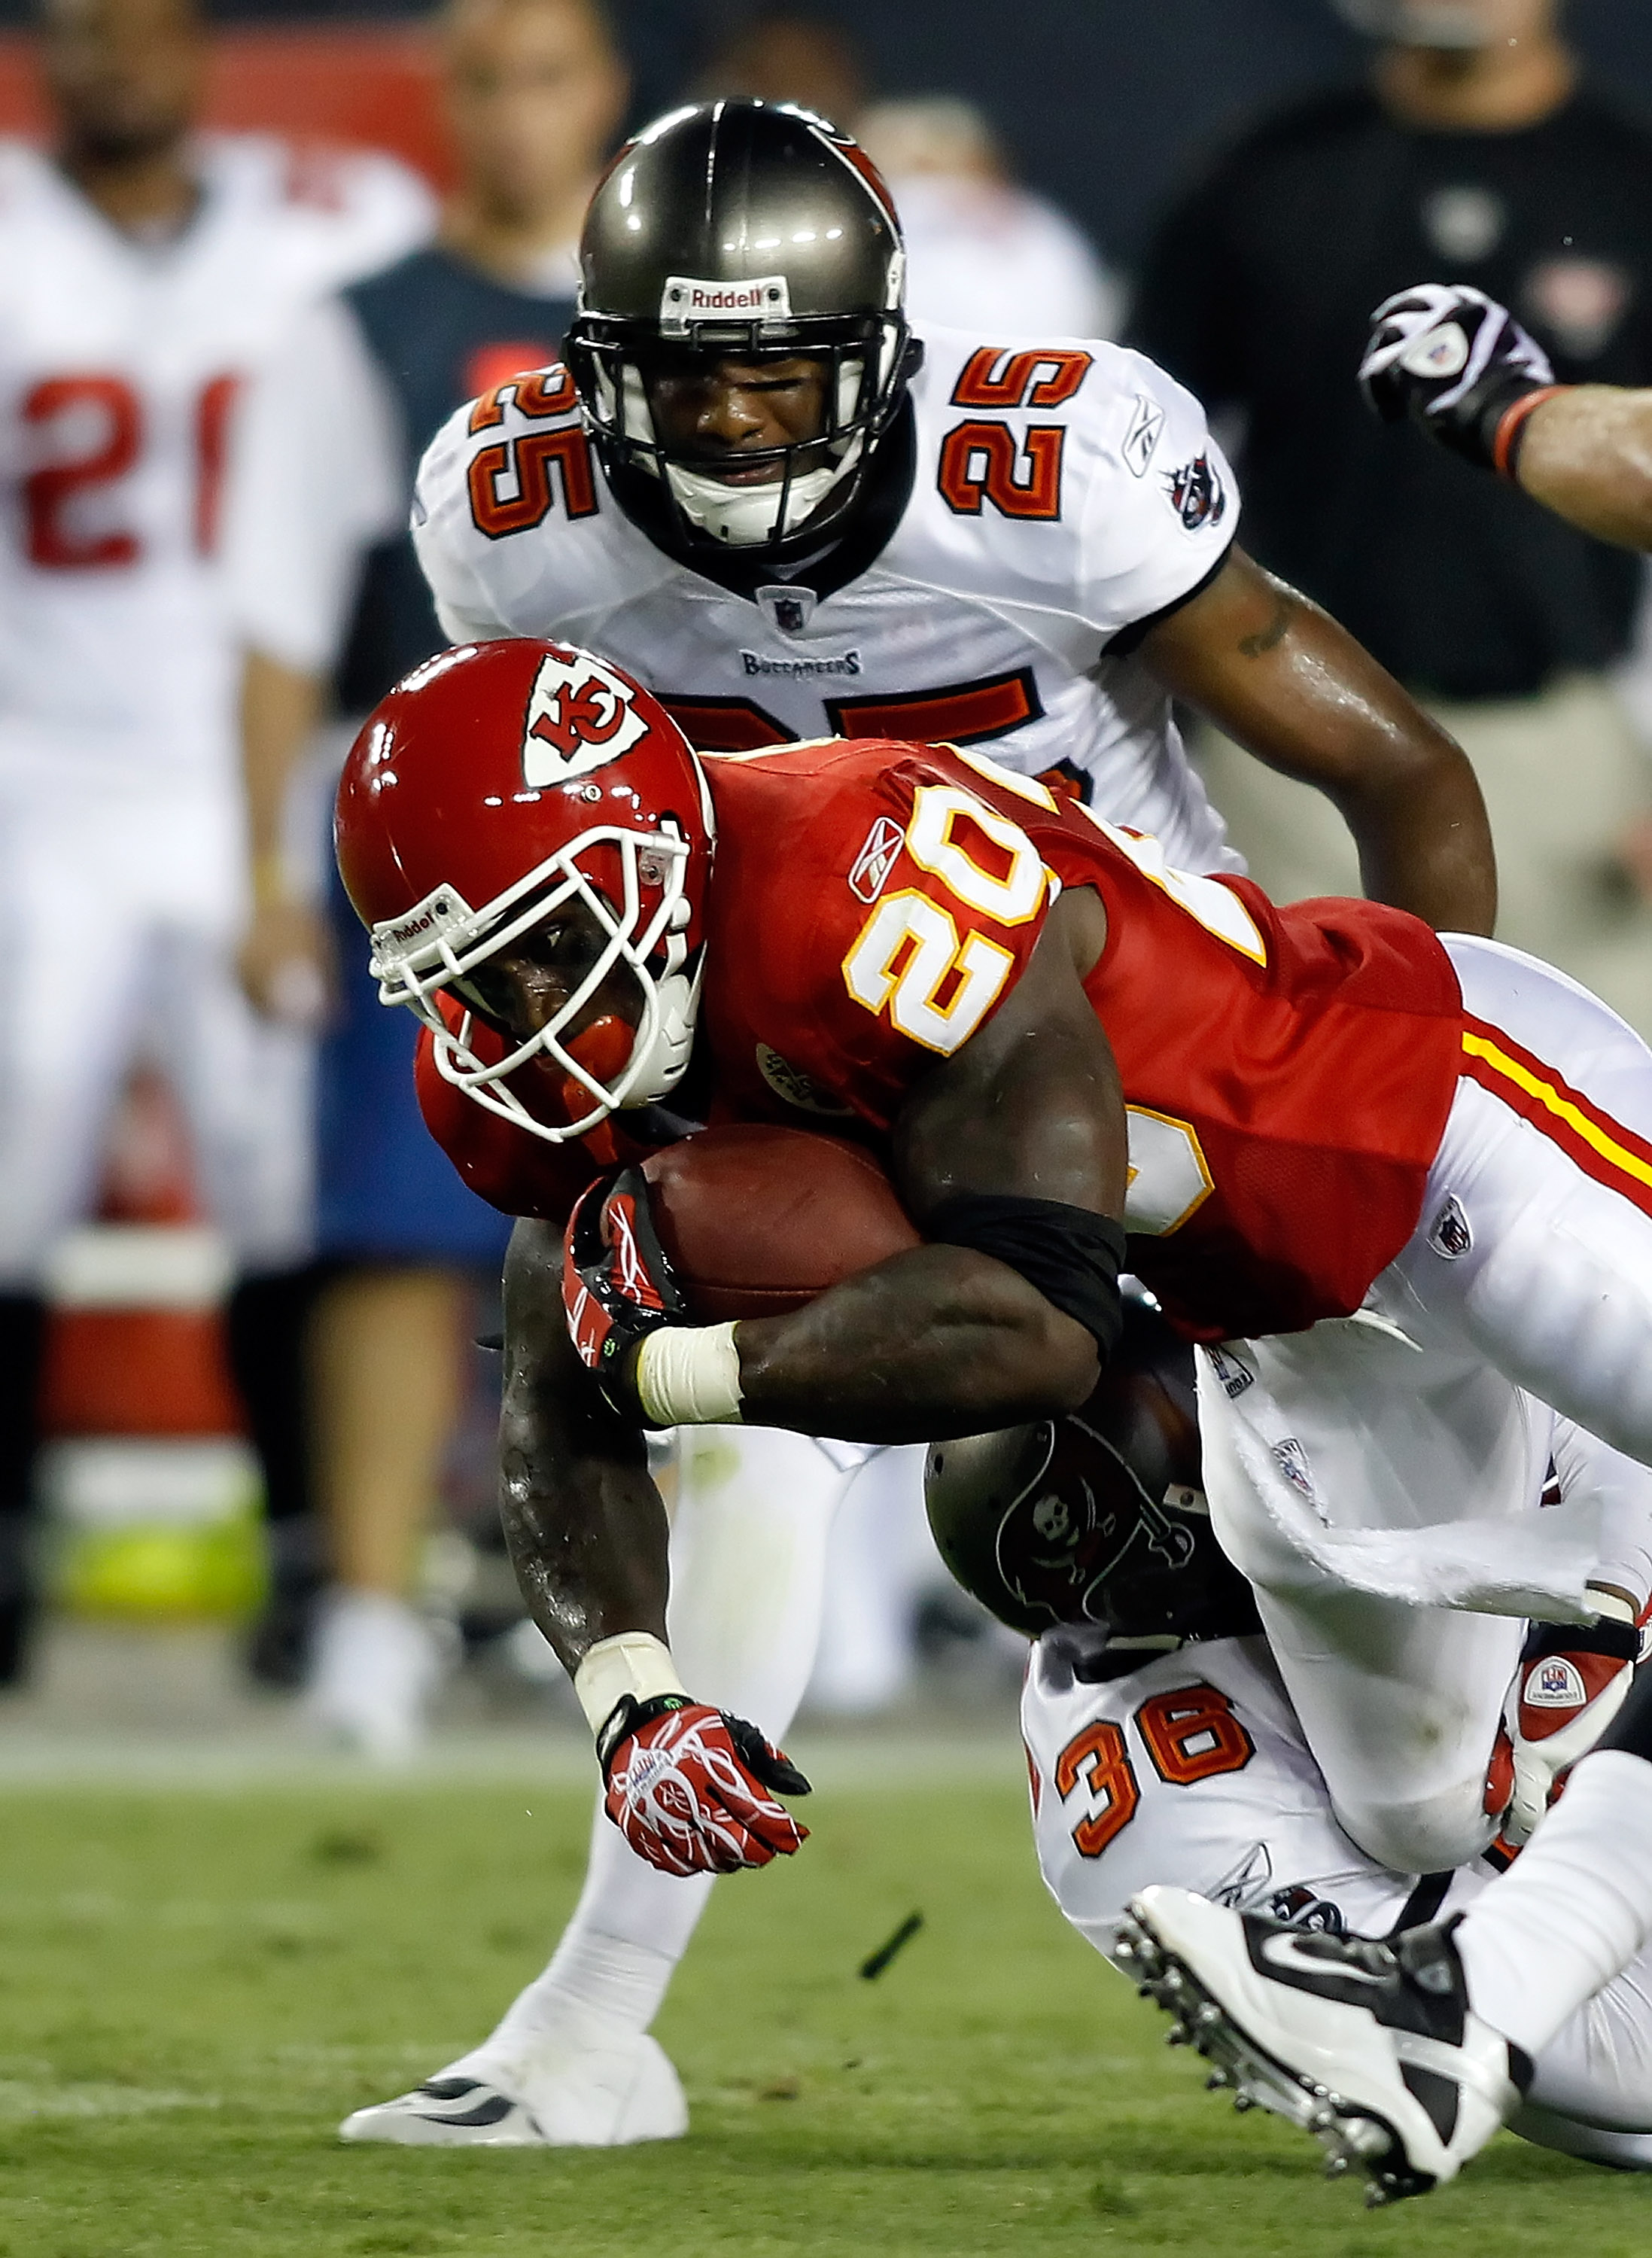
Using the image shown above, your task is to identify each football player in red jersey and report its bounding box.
[275,96,1504,2149]
[334,634,1652,2197]
[336,637,1652,1800]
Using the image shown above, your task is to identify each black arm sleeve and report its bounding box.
[926,1193,1126,1360]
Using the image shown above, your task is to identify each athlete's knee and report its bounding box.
[1330,1779,1493,1878]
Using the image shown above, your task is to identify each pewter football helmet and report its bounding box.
[566,99,920,560]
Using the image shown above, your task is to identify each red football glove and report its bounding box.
[597,1695,811,1876]
[561,1166,683,1419]
[1499,1606,1641,1849]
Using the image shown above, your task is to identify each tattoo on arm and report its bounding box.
[1237,593,1292,659]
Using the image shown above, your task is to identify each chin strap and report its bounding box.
[665,449,859,548]
[623,951,703,1105]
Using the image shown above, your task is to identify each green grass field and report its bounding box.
[0,1770,1647,2257]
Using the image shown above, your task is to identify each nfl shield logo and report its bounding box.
[757,584,817,634]
[1428,1195,1472,1260]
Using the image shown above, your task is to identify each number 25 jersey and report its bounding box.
[421,734,1465,1345]
[410,326,1244,878]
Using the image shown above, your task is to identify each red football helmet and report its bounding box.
[335,639,716,1144]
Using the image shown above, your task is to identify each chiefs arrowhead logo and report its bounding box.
[522,650,650,787]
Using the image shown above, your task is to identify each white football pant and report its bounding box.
[1023,1629,1652,2158]
[0,783,312,1283]
[1199,934,1652,1876]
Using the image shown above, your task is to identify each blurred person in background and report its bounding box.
[689,6,865,126]
[856,97,1120,341]
[1130,0,1652,1034]
[229,0,628,1758]
[697,11,1119,340]
[0,0,430,1687]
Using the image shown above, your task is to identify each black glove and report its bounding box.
[1359,282,1557,473]
[561,1165,683,1420]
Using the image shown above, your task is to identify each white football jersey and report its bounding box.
[410,327,1244,875]
[0,133,433,796]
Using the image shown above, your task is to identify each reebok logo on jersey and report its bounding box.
[1271,1438,1317,1507]
[1210,1841,1273,1910]
[1122,393,1165,478]
[660,273,791,333]
[848,816,905,904]
[1165,453,1227,533]
[522,650,650,785]
[740,649,863,680]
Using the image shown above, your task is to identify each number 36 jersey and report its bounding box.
[410,326,1244,878]
[421,734,1466,1345]
[0,135,431,796]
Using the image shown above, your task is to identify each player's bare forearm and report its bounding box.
[500,1219,669,1670]
[236,647,336,1017]
[737,892,1123,1441]
[733,1243,1099,1443]
[1143,549,1496,936]
[240,647,324,878]
[1516,387,1652,551]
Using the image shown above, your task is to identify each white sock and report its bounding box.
[470,1427,844,2063]
[1456,1751,1652,2059]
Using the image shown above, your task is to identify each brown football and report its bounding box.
[641,1124,920,1322]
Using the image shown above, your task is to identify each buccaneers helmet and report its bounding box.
[334,640,715,1146]
[566,99,920,558]
[924,1301,1260,1650]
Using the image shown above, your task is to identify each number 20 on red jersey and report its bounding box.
[838,757,1270,1239]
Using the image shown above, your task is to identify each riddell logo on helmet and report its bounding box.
[522,650,650,787]
[659,274,792,333]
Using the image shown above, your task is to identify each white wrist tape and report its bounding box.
[573,1631,687,1736]
[635,1321,744,1427]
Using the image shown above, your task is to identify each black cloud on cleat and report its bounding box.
[1112,1885,1529,2205]
[409,2079,521,2127]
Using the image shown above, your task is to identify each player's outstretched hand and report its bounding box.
[1501,1603,1641,1848]
[561,1167,683,1418]
[1359,282,1555,471]
[598,1696,811,1876]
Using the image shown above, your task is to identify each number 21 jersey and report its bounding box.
[0,135,430,795]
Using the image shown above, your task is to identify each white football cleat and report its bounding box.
[1114,1885,1530,2205]
[304,1589,445,1765]
[339,2032,688,2148]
